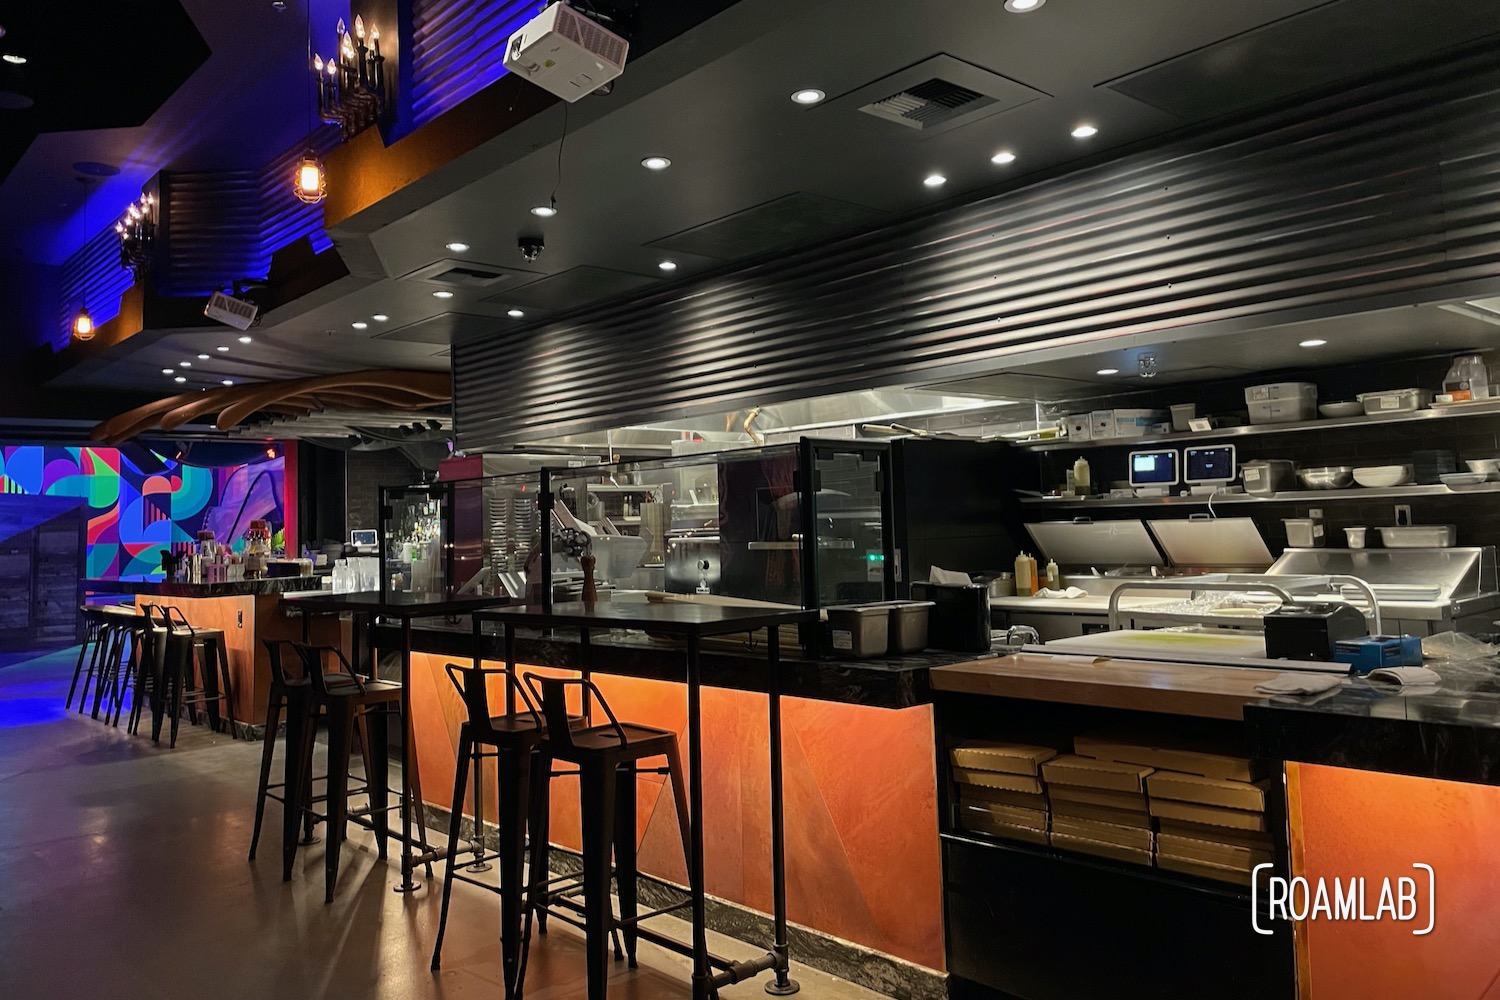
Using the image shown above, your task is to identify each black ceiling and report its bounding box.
[0,0,210,186]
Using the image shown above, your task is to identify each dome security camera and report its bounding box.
[519,237,545,263]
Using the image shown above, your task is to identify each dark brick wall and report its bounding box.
[346,450,422,532]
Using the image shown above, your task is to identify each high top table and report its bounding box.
[474,601,819,1000]
[280,591,514,891]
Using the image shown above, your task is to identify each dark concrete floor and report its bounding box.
[0,646,879,1000]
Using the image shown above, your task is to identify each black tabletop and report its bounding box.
[475,601,819,637]
[281,591,513,618]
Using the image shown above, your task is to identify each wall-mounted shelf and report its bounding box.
[1020,482,1500,507]
[1018,399,1500,453]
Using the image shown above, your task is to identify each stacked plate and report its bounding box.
[1413,450,1458,485]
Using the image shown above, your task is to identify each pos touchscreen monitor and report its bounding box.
[1128,450,1180,489]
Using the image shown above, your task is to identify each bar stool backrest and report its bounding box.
[522,673,629,751]
[296,642,364,697]
[444,663,541,741]
[263,640,311,688]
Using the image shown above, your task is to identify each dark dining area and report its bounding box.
[8,2,1500,999]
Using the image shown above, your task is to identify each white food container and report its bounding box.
[1245,383,1317,423]
[1357,388,1432,415]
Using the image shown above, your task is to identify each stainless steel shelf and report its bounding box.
[1019,400,1500,453]
[1019,483,1500,507]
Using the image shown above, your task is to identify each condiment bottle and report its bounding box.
[1045,558,1061,590]
[1029,554,1040,595]
[1015,551,1034,595]
[1073,456,1091,497]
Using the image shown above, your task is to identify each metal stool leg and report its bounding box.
[430,730,472,971]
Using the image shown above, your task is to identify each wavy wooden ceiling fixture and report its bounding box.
[91,370,452,445]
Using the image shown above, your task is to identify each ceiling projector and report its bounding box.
[504,2,629,103]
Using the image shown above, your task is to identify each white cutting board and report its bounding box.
[1040,629,1344,673]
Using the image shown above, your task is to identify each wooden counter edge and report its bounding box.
[930,653,1283,721]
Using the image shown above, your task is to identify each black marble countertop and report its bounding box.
[378,617,991,710]
[1246,662,1500,786]
[85,577,326,598]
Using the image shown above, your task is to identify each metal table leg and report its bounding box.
[765,627,799,995]
[396,615,419,893]
[687,635,711,1000]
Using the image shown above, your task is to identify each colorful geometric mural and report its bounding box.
[0,447,284,579]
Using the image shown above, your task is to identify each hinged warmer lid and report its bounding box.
[1025,518,1165,569]
[1146,517,1273,569]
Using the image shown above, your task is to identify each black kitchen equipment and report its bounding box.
[1263,603,1368,661]
[910,582,991,652]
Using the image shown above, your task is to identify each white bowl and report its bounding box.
[1441,472,1490,491]
[1352,465,1413,488]
[1465,459,1500,480]
[1319,402,1364,418]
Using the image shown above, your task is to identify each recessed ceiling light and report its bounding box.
[445,242,470,253]
[791,88,826,106]
[238,335,253,344]
[1299,339,1328,348]
[161,368,174,375]
[924,174,947,188]
[530,204,557,217]
[197,353,210,360]
[174,376,187,383]
[2,54,26,66]
[432,290,454,299]
[221,379,235,386]
[216,345,230,352]
[352,321,369,330]
[1004,0,1044,11]
[1096,368,1121,376]
[179,361,192,368]
[991,151,1017,165]
[507,309,525,318]
[658,260,678,272]
[372,314,389,322]
[640,156,671,171]
[1071,124,1099,139]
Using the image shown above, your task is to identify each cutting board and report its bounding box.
[1041,629,1343,673]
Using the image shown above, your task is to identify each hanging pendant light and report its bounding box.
[293,149,326,204]
[293,0,327,204]
[72,306,95,341]
[72,174,97,341]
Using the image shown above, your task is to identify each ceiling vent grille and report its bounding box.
[859,78,994,130]
[400,257,533,289]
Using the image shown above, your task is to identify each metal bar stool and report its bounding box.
[429,661,550,989]
[301,642,423,903]
[250,640,321,865]
[519,672,694,1000]
[66,606,109,710]
[78,607,136,720]
[147,605,235,745]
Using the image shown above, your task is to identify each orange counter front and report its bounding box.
[1289,763,1500,999]
[405,650,946,972]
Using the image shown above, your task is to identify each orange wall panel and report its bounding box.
[407,652,945,971]
[1290,762,1500,999]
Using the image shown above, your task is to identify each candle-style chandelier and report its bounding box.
[314,16,387,138]
[115,191,155,279]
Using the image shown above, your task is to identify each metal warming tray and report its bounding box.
[1267,547,1499,627]
[1025,518,1165,570]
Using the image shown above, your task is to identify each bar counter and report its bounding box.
[929,652,1500,1000]
[85,577,338,731]
[370,612,959,986]
[85,576,328,599]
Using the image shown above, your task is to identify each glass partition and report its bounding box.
[379,482,452,600]
[538,438,893,610]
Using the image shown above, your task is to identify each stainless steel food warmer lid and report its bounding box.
[1025,518,1165,569]
[1146,517,1274,570]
